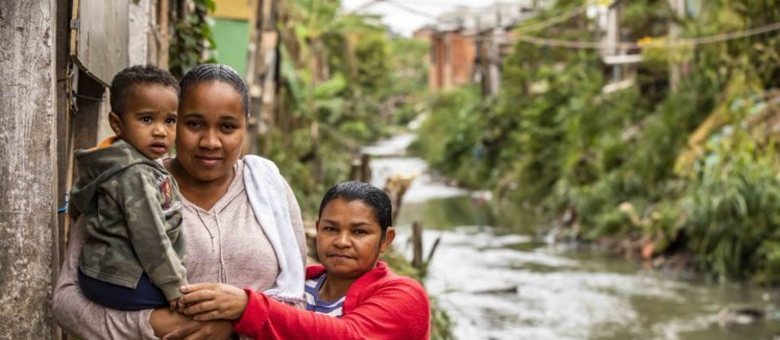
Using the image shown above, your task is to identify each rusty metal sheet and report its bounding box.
[73,0,130,86]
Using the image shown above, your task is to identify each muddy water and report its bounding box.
[365,134,780,340]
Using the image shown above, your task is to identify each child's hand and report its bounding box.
[169,298,180,312]
[178,283,248,321]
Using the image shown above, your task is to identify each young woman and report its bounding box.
[52,64,306,339]
[170,181,431,340]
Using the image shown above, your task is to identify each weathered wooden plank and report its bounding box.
[412,222,423,270]
[129,0,152,66]
[55,0,71,288]
[0,0,58,338]
[73,0,130,86]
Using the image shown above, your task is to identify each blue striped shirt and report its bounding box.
[304,273,346,318]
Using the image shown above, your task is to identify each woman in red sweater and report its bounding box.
[169,181,431,340]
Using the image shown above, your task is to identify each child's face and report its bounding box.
[110,84,178,159]
[316,198,395,280]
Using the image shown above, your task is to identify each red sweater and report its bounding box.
[234,261,431,340]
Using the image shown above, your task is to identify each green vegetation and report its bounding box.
[169,0,217,78]
[414,0,780,283]
[263,0,429,212]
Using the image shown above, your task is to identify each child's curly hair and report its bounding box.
[109,65,179,115]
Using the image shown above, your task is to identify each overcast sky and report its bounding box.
[341,0,514,36]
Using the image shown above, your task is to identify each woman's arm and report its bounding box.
[236,280,430,340]
[179,280,431,340]
[154,310,233,340]
[51,217,159,339]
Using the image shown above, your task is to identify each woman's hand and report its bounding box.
[150,308,191,338]
[162,320,234,340]
[178,283,248,321]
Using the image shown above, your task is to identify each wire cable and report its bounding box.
[512,21,780,50]
[515,6,587,33]
[344,0,386,16]
[383,0,440,20]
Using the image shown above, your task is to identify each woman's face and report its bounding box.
[316,198,395,280]
[176,81,246,184]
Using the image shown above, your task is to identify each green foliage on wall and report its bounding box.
[169,0,217,78]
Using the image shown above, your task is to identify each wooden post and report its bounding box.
[248,0,282,156]
[55,0,73,273]
[360,153,371,183]
[604,3,621,82]
[349,158,362,181]
[412,221,423,270]
[156,0,171,69]
[0,0,59,337]
[668,0,685,91]
[426,236,441,266]
[349,154,372,182]
[384,173,415,223]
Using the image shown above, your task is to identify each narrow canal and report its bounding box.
[364,134,780,340]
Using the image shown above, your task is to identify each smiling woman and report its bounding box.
[170,80,247,201]
[171,181,431,340]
